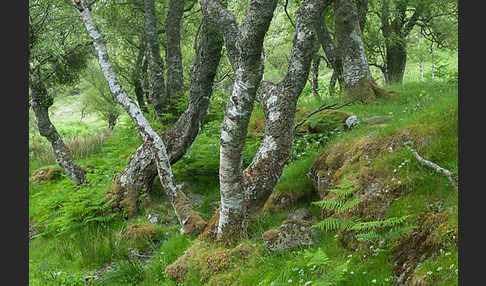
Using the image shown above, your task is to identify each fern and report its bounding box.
[313,199,344,211]
[313,216,361,232]
[355,231,382,242]
[337,197,363,213]
[314,179,412,244]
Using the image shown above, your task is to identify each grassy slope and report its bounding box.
[29,52,458,285]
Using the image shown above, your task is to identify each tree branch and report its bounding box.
[404,141,458,192]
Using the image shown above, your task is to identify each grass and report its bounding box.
[29,50,457,285]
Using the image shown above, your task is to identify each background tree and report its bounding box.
[364,0,458,84]
[80,61,123,131]
[29,0,91,185]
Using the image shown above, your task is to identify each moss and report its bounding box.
[29,166,62,182]
[119,185,139,219]
[248,113,265,134]
[165,240,255,283]
[125,223,157,240]
[262,228,279,241]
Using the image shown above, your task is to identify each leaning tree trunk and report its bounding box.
[201,0,325,244]
[144,0,167,115]
[334,0,393,103]
[30,81,87,185]
[165,0,185,117]
[103,15,223,219]
[73,0,208,236]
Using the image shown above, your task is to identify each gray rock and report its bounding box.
[263,219,319,251]
[366,131,378,138]
[287,208,312,221]
[186,192,205,206]
[345,115,360,128]
[147,213,159,224]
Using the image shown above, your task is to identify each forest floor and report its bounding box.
[28,59,458,285]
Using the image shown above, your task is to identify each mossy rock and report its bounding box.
[29,166,62,182]
[296,109,353,133]
[262,219,319,251]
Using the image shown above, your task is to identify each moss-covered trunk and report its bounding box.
[144,0,167,116]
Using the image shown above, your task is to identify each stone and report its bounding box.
[287,208,312,221]
[147,213,159,224]
[345,115,360,128]
[263,219,319,251]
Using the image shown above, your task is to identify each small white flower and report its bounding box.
[288,279,293,283]
[347,254,353,258]
[427,271,433,275]
[371,279,377,283]
[385,278,389,282]
[449,264,455,269]
[350,271,354,275]
[397,181,401,184]
[362,271,367,274]
[437,267,443,272]
[388,146,393,153]
[445,252,451,256]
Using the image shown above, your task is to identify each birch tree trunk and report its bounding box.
[201,0,278,244]
[30,80,87,185]
[334,0,392,103]
[73,0,208,236]
[104,15,223,220]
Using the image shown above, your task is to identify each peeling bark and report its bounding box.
[73,0,207,235]
[30,80,87,185]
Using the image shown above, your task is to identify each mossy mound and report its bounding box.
[125,223,157,240]
[307,104,457,284]
[165,240,255,283]
[29,166,62,182]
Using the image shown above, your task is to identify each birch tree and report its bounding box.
[201,0,326,244]
[72,0,209,236]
